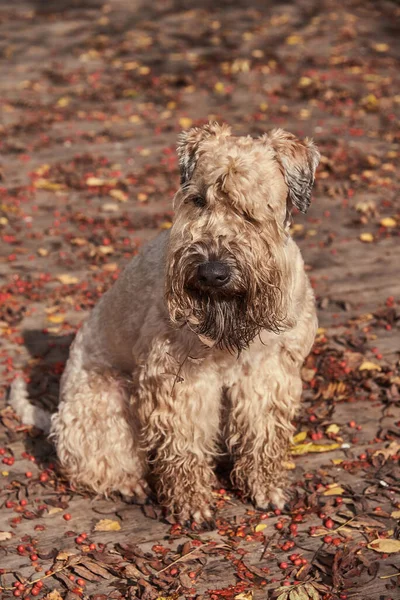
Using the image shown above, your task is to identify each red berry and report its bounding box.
[170,567,178,575]
[279,562,288,569]
[80,533,87,540]
[35,581,43,589]
[0,448,5,455]
[324,535,333,543]
[75,536,83,544]
[189,571,196,578]
[63,513,71,521]
[30,554,38,561]
[76,578,85,586]
[335,497,343,505]
[25,472,33,478]
[20,499,27,507]
[89,543,96,550]
[17,545,25,553]
[69,575,75,581]
[324,518,334,529]
[39,473,49,483]
[348,420,356,428]
[275,522,283,530]
[274,509,282,516]
[31,588,40,596]
[333,537,341,546]
[294,558,302,566]
[13,590,22,597]
[5,500,14,508]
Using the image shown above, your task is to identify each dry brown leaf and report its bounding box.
[94,519,121,532]
[367,539,400,553]
[0,531,12,541]
[373,441,400,462]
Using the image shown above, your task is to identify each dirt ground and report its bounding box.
[0,1,400,599]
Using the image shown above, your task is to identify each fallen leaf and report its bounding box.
[43,592,64,600]
[283,460,296,470]
[331,458,344,465]
[323,484,345,496]
[160,221,172,229]
[109,189,128,202]
[86,177,117,187]
[47,314,65,324]
[94,519,121,532]
[391,510,400,519]
[373,441,400,462]
[291,442,340,455]
[380,217,397,227]
[234,593,253,600]
[367,539,400,554]
[359,232,374,243]
[293,431,307,444]
[359,361,381,371]
[179,117,193,129]
[326,424,340,434]
[34,178,65,191]
[0,531,12,541]
[57,274,79,285]
[255,523,267,532]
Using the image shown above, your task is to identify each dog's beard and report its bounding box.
[166,249,290,353]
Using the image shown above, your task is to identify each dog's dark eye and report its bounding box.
[192,196,206,208]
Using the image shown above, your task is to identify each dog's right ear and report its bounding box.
[177,122,231,184]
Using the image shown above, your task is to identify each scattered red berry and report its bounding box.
[279,562,288,569]
[63,513,72,521]
[324,518,334,529]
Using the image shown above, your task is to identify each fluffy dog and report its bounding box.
[14,123,320,523]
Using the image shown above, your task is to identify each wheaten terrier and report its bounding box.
[14,123,320,523]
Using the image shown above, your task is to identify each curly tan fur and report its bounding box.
[49,123,319,521]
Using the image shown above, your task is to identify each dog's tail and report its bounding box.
[8,375,52,433]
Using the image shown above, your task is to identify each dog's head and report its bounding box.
[165,122,319,353]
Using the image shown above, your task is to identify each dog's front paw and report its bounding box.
[253,486,287,511]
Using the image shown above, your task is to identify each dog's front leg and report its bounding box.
[138,354,221,523]
[226,352,303,510]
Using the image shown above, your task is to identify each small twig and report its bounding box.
[313,515,358,537]
[379,571,400,580]
[0,564,68,591]
[156,546,204,574]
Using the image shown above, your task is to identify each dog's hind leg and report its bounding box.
[52,344,148,499]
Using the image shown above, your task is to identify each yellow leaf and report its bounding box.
[326,424,340,434]
[57,274,79,285]
[37,248,49,257]
[34,178,64,191]
[380,217,396,228]
[255,523,267,532]
[109,189,128,202]
[137,192,148,202]
[331,458,343,465]
[86,177,117,187]
[98,245,114,255]
[70,237,87,246]
[293,431,307,444]
[48,507,63,515]
[323,484,345,496]
[160,221,172,229]
[94,519,121,532]
[286,35,303,45]
[299,76,313,87]
[291,442,340,456]
[372,43,389,52]
[359,232,374,243]
[57,97,70,107]
[0,531,12,541]
[47,314,65,324]
[359,361,381,372]
[283,461,296,470]
[391,510,400,519]
[214,82,225,93]
[367,539,400,553]
[234,593,253,600]
[179,117,193,129]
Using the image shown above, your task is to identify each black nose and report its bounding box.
[197,261,231,288]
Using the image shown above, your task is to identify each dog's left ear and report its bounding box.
[177,122,231,184]
[265,129,320,213]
